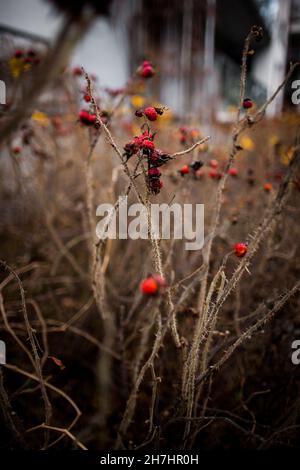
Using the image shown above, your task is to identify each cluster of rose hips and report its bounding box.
[13,48,41,66]
[123,131,171,195]
[209,160,239,179]
[123,131,154,159]
[179,160,203,176]
[177,157,240,180]
[140,243,248,296]
[135,106,164,122]
[207,159,223,179]
[147,166,164,194]
[137,60,155,79]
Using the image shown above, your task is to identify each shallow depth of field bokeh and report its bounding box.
[0,0,300,450]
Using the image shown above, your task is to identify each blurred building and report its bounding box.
[0,0,298,119]
[253,0,300,116]
[118,0,300,119]
[116,0,271,117]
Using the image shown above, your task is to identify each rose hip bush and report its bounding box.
[0,30,300,451]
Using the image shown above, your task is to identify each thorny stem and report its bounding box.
[0,367,27,448]
[182,28,299,442]
[115,128,211,446]
[0,260,52,448]
[85,72,145,206]
[4,363,81,449]
[236,31,252,124]
[196,280,300,386]
[170,136,211,158]
[183,141,300,445]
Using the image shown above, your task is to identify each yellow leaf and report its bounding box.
[190,128,200,139]
[269,135,279,147]
[31,111,50,127]
[9,57,25,78]
[240,135,255,151]
[131,95,145,108]
[281,146,295,166]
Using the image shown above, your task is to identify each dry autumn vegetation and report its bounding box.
[0,22,300,451]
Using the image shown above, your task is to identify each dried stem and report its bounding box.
[0,260,52,447]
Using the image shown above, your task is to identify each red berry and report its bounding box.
[140,274,167,295]
[79,110,96,126]
[243,98,253,109]
[229,167,238,177]
[179,165,190,175]
[14,49,23,59]
[12,146,21,155]
[140,277,158,295]
[142,130,154,139]
[137,60,155,78]
[141,65,154,78]
[88,114,97,124]
[133,136,144,147]
[264,183,272,192]
[210,159,218,168]
[27,49,36,58]
[142,140,155,151]
[148,168,161,177]
[84,94,91,103]
[79,110,89,124]
[73,66,83,77]
[196,169,205,179]
[209,169,218,179]
[148,178,163,194]
[234,243,248,258]
[144,107,158,121]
